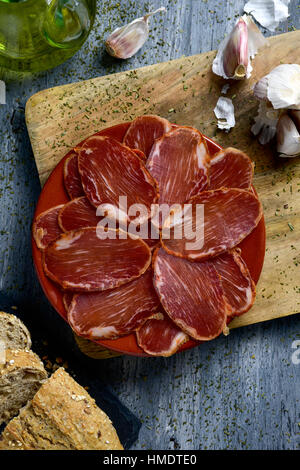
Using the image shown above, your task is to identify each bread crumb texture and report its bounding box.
[0,368,123,450]
[0,350,47,426]
[0,312,32,351]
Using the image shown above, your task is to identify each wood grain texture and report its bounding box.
[1,0,300,451]
[26,31,300,185]
[25,30,300,330]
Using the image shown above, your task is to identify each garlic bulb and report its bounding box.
[105,7,166,60]
[214,97,235,131]
[244,0,290,32]
[251,101,280,145]
[254,64,300,110]
[212,15,266,80]
[277,112,300,158]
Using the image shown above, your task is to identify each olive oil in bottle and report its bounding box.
[0,0,96,73]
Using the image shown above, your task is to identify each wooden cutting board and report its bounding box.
[25,30,300,334]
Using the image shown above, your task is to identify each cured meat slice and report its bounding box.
[153,248,229,340]
[59,198,160,248]
[78,136,158,223]
[213,249,256,317]
[58,197,99,232]
[136,313,189,357]
[32,205,63,250]
[162,188,262,261]
[123,115,172,158]
[209,147,254,190]
[63,152,84,199]
[63,292,73,312]
[132,149,146,161]
[68,269,160,340]
[43,227,151,292]
[146,127,210,208]
[125,219,160,251]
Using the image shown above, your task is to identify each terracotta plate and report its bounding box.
[32,123,266,357]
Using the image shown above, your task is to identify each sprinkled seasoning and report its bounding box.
[1,0,300,453]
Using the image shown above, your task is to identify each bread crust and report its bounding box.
[0,350,47,426]
[0,312,32,351]
[0,368,123,450]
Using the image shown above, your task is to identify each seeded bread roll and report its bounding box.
[0,368,123,450]
[0,350,47,426]
[0,312,31,351]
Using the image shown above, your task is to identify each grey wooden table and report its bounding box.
[0,0,299,451]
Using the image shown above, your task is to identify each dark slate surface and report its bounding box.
[0,0,299,451]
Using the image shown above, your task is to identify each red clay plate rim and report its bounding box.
[32,122,266,357]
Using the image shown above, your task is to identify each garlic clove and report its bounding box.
[212,15,266,80]
[289,109,300,133]
[277,113,300,157]
[105,19,149,59]
[251,101,280,144]
[214,97,235,131]
[222,18,249,79]
[244,0,290,32]
[268,64,300,110]
[105,7,166,60]
[253,64,300,110]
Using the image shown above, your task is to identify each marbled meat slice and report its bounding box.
[43,227,151,292]
[123,115,172,158]
[68,269,160,340]
[32,204,64,250]
[209,147,254,190]
[132,149,146,161]
[213,249,256,317]
[125,219,160,251]
[78,136,158,223]
[162,188,262,261]
[147,126,210,209]
[136,313,189,357]
[153,248,229,340]
[58,197,99,232]
[63,151,84,199]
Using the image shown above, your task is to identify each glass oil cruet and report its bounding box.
[0,0,96,72]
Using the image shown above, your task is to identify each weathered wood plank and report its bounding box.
[0,0,299,451]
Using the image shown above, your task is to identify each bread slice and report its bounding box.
[0,350,47,426]
[0,368,123,450]
[0,312,31,351]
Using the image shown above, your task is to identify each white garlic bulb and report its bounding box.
[252,64,300,148]
[105,7,166,60]
[254,64,300,110]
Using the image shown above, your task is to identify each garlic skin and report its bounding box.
[212,15,266,80]
[105,7,166,60]
[290,110,300,131]
[244,0,290,32]
[254,64,300,110]
[277,113,300,158]
[214,97,235,131]
[251,101,280,145]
